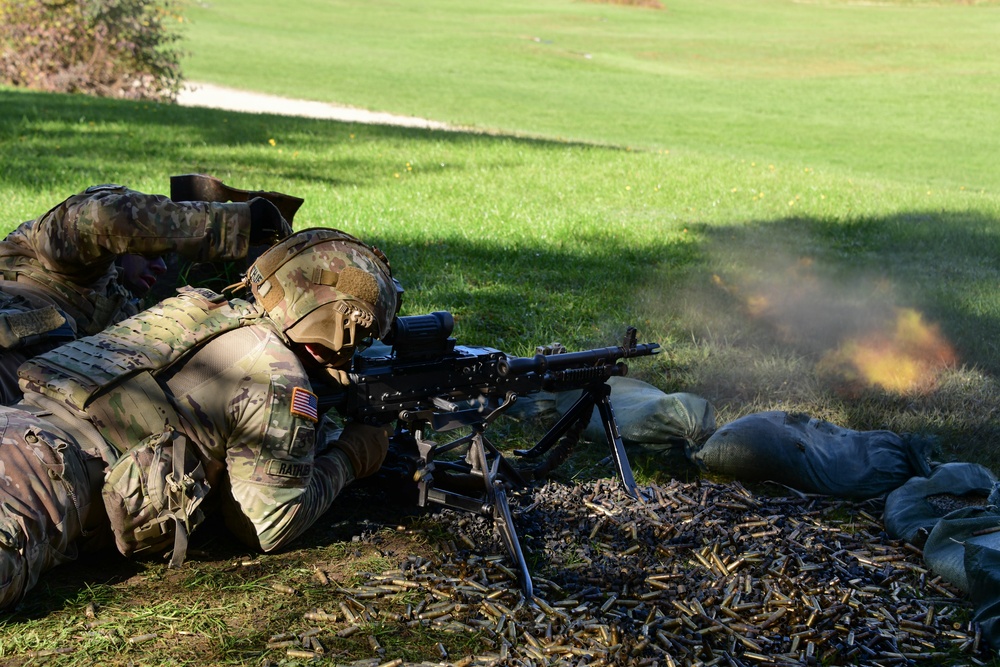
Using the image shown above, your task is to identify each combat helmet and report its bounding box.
[246,228,399,358]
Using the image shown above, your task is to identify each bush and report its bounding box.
[0,0,184,102]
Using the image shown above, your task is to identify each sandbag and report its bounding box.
[509,377,717,452]
[916,488,1000,650]
[922,505,1000,593]
[966,543,1000,649]
[883,462,996,545]
[505,389,562,423]
[687,411,932,499]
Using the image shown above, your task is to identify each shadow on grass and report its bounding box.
[0,549,142,621]
[0,87,624,194]
[2,86,685,355]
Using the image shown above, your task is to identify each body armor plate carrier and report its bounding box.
[18,287,265,566]
[19,286,262,453]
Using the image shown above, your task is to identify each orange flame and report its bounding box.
[745,294,770,317]
[819,307,957,394]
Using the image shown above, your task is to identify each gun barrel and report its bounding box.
[499,341,660,377]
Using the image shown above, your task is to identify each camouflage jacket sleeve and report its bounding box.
[1,185,254,282]
[166,325,356,553]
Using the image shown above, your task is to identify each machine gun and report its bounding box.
[320,311,662,597]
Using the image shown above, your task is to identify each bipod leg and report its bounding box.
[514,392,596,458]
[492,479,533,598]
[469,426,534,597]
[593,385,646,501]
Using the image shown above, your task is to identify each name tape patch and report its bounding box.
[265,460,313,479]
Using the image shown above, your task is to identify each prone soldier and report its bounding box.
[0,228,398,610]
[0,183,292,403]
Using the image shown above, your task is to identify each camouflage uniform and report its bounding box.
[0,184,287,404]
[0,229,398,610]
[0,407,103,608]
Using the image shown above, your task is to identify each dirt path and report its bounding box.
[176,81,456,130]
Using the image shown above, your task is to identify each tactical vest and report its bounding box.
[19,286,264,455]
[18,286,266,565]
[0,265,125,336]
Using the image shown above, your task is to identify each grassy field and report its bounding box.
[173,0,1000,466]
[182,0,1000,191]
[2,0,1000,664]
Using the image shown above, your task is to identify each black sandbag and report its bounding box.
[687,410,932,499]
[965,542,1000,649]
[912,492,1000,649]
[883,462,996,545]
[923,505,1000,592]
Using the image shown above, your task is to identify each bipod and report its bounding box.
[406,394,535,597]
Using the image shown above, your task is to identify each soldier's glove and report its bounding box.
[325,366,350,388]
[334,421,390,479]
[248,197,292,246]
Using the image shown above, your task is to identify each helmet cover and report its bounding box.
[246,228,398,353]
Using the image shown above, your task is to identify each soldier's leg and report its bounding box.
[0,409,99,610]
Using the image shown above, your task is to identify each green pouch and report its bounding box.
[102,429,209,567]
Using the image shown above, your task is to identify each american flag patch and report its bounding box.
[290,387,319,422]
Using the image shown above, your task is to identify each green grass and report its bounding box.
[3,85,1000,466]
[182,0,1000,190]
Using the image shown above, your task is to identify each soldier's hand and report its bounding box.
[248,197,291,245]
[326,367,350,387]
[334,421,390,479]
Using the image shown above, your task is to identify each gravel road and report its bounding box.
[177,81,455,129]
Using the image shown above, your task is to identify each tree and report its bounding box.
[0,0,184,102]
